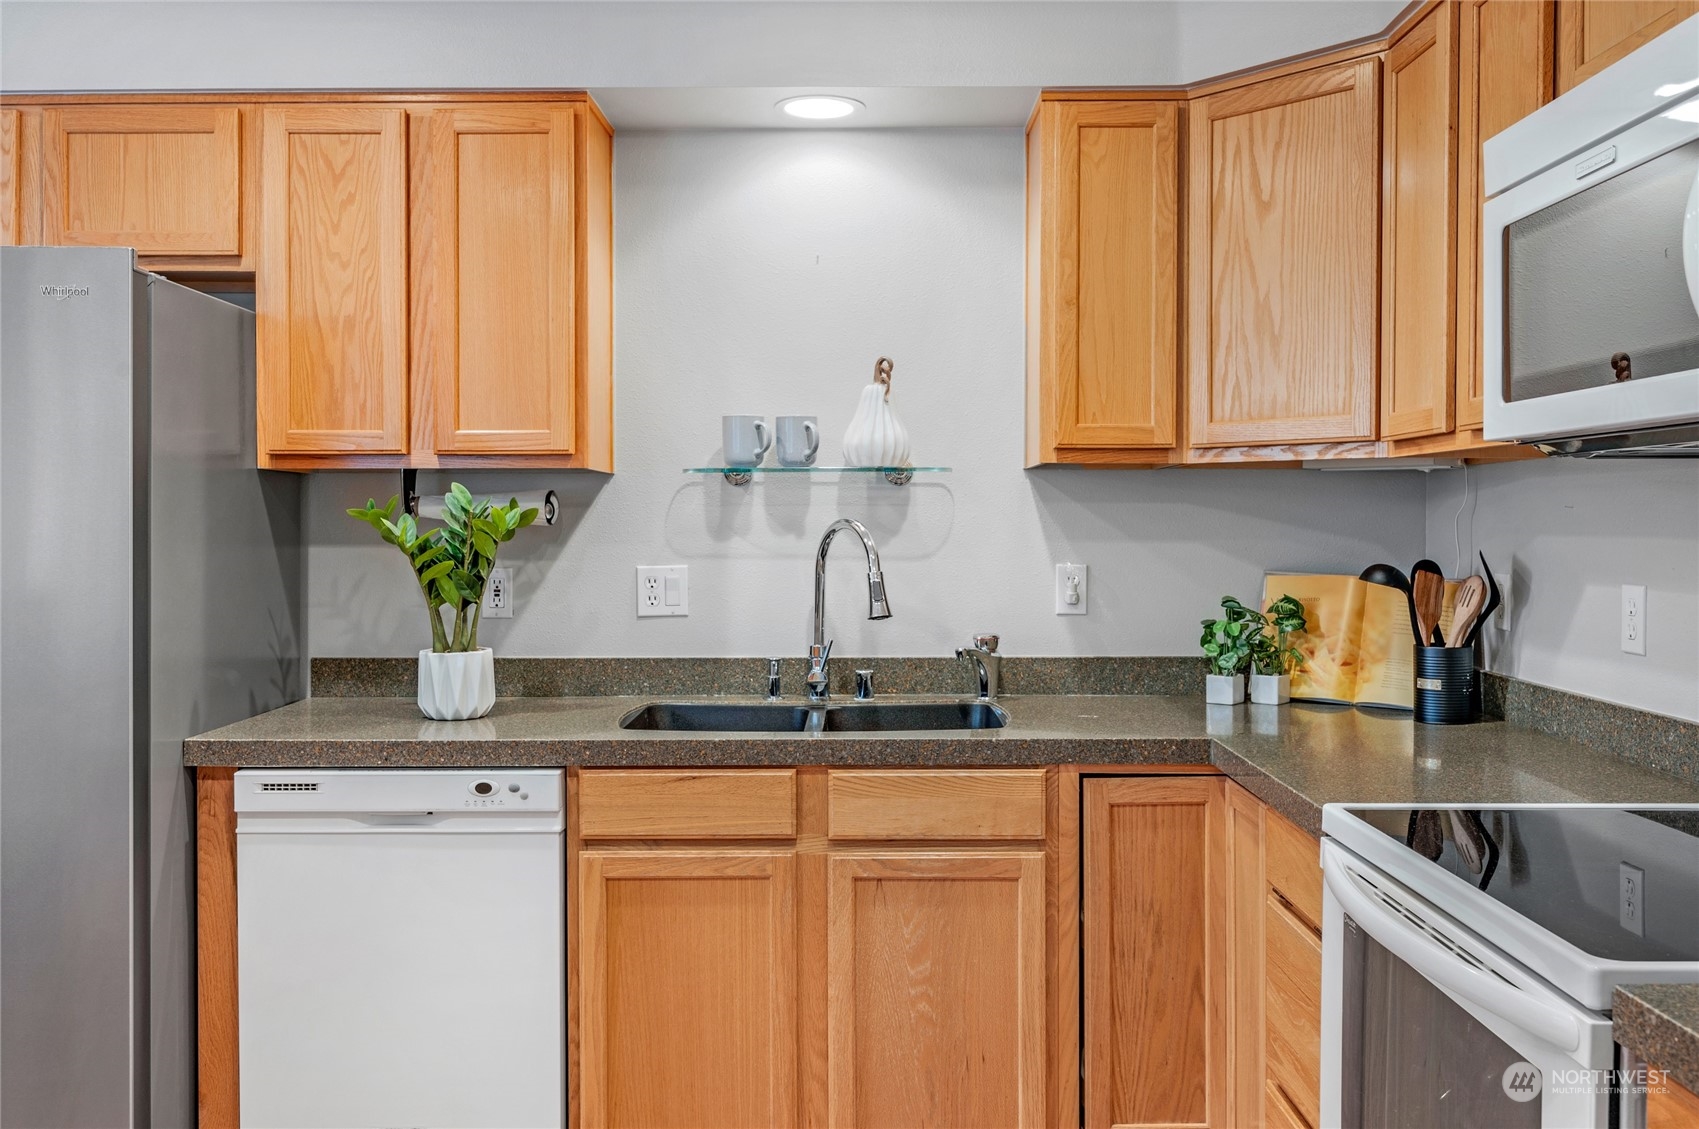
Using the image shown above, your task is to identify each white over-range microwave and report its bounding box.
[1482,16,1699,457]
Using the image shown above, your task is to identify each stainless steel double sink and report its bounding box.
[618,699,1008,732]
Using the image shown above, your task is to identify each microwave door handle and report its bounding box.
[1323,856,1582,1054]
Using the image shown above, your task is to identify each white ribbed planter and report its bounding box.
[1249,673,1291,705]
[418,648,496,721]
[1205,673,1246,705]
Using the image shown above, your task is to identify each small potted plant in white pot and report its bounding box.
[1250,593,1307,705]
[348,484,538,720]
[1199,596,1258,704]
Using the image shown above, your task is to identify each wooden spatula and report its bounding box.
[1412,568,1446,649]
[1447,576,1488,647]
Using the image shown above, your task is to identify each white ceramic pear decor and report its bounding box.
[842,356,913,468]
[418,647,496,721]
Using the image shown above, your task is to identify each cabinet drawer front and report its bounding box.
[1266,892,1322,1129]
[43,104,243,256]
[827,769,1046,840]
[1265,807,1322,928]
[578,769,796,839]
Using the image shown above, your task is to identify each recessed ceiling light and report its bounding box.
[778,96,864,121]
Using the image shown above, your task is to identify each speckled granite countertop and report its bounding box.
[1614,985,1699,1094]
[184,694,1699,838]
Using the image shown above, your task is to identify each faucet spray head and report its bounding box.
[867,571,892,620]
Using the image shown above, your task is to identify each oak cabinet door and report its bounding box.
[1457,1,1555,430]
[1381,4,1460,441]
[413,105,577,455]
[257,105,409,456]
[1187,60,1381,447]
[826,851,1045,1129]
[1083,776,1229,1129]
[578,850,798,1129]
[1027,99,1182,464]
[1556,1,1698,93]
[0,108,20,245]
[40,104,246,262]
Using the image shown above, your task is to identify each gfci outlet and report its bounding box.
[483,567,513,619]
[1620,862,1646,937]
[1621,584,1646,655]
[1055,563,1088,615]
[636,565,688,618]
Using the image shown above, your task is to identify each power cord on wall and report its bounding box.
[1452,462,1472,578]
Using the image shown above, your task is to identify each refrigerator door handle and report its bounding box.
[1323,846,1582,1054]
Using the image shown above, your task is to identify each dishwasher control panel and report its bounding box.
[235,769,564,815]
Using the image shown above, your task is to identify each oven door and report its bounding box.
[1482,98,1699,444]
[1321,840,1617,1129]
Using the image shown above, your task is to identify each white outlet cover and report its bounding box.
[1620,584,1646,655]
[637,565,688,617]
[1055,563,1088,616]
[483,567,513,619]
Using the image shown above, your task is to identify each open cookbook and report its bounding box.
[1260,573,1461,710]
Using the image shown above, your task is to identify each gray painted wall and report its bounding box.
[1427,460,1699,722]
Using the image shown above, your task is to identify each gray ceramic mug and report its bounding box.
[775,415,821,466]
[722,415,771,467]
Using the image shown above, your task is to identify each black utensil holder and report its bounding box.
[1414,644,1477,724]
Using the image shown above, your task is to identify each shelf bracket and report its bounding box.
[721,470,753,486]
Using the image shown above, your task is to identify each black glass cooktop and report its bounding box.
[1342,806,1699,964]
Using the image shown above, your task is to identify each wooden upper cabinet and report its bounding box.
[826,851,1046,1129]
[257,105,409,458]
[413,105,577,455]
[40,104,249,267]
[1556,0,1699,92]
[1457,1,1555,430]
[1026,98,1182,465]
[578,850,797,1129]
[1188,59,1381,447]
[0,108,19,245]
[1084,776,1229,1129]
[1381,4,1459,442]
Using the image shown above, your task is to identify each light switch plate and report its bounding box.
[637,565,688,617]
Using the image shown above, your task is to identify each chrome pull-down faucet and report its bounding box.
[807,518,892,701]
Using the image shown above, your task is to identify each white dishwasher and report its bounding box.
[235,768,565,1129]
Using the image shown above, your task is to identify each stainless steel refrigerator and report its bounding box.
[1,246,305,1127]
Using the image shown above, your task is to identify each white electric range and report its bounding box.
[1320,804,1699,1128]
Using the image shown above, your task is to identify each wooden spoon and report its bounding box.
[1412,568,1446,649]
[1447,576,1489,647]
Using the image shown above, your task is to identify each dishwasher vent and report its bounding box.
[258,782,320,792]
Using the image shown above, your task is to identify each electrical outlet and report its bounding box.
[483,567,513,619]
[1620,862,1645,936]
[1055,563,1088,615]
[1492,559,1512,630]
[1621,584,1647,655]
[636,565,688,618]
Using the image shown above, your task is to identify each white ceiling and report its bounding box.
[1,1,1409,128]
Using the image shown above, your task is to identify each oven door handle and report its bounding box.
[1324,855,1582,1054]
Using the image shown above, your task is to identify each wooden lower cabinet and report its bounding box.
[577,850,797,1129]
[1225,780,1324,1129]
[826,851,1046,1129]
[1083,775,1230,1129]
[1648,1071,1699,1128]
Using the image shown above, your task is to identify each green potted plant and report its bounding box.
[1199,596,1259,704]
[348,484,538,720]
[1250,593,1307,705]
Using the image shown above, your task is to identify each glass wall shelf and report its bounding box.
[684,466,950,486]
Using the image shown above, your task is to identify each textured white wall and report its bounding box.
[1427,460,1699,722]
[307,129,1429,662]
